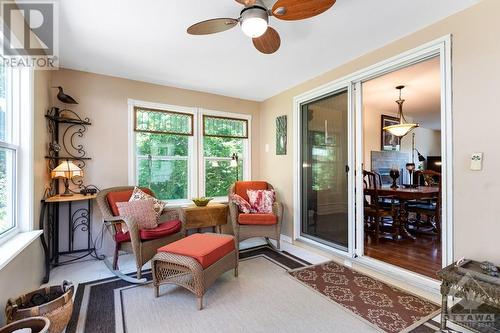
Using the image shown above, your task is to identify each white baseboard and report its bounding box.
[280,234,293,244]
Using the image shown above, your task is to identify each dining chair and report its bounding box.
[407,170,442,236]
[363,170,396,243]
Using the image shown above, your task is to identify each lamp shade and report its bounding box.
[51,160,83,179]
[383,123,419,137]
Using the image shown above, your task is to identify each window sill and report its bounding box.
[0,230,43,271]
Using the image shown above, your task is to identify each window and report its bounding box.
[202,115,247,197]
[0,63,17,239]
[131,102,250,202]
[134,107,194,201]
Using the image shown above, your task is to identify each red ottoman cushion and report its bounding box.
[158,233,235,269]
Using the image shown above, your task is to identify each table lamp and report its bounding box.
[51,160,83,196]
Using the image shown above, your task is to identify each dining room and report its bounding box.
[361,56,443,279]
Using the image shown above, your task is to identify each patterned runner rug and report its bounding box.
[289,261,441,333]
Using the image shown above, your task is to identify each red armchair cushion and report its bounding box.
[115,219,182,243]
[107,188,154,216]
[238,213,277,225]
[234,181,268,202]
[158,233,235,269]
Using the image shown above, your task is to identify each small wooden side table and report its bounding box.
[182,203,228,236]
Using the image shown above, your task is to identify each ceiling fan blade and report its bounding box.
[187,18,239,35]
[252,27,281,54]
[272,0,336,21]
[235,0,256,6]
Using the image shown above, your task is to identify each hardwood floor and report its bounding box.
[364,231,442,279]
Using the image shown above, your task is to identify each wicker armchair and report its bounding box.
[96,186,185,283]
[228,181,283,250]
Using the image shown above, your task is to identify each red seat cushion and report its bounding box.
[158,233,235,269]
[106,188,154,216]
[115,220,182,243]
[238,213,277,225]
[234,181,268,203]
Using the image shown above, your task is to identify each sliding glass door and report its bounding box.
[300,89,350,250]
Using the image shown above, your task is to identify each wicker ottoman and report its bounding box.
[152,233,238,310]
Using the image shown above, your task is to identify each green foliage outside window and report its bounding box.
[203,134,245,198]
[136,132,188,200]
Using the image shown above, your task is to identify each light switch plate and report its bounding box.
[264,144,269,153]
[470,152,483,171]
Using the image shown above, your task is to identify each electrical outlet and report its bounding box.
[264,144,270,153]
[470,152,483,171]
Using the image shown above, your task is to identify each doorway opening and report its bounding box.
[360,56,442,278]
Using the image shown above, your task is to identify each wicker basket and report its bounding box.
[5,281,73,333]
[0,317,50,333]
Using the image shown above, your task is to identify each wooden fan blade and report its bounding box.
[235,0,256,6]
[187,18,238,35]
[272,0,336,21]
[252,27,281,54]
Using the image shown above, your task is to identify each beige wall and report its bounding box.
[50,69,260,254]
[259,0,500,262]
[0,241,45,325]
[0,69,50,325]
[34,70,52,218]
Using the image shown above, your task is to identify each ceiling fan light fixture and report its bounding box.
[240,6,269,38]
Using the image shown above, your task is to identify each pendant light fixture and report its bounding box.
[383,85,419,137]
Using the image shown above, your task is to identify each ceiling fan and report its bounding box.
[187,0,337,54]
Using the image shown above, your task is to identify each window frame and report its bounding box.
[0,64,33,245]
[128,100,198,205]
[199,109,251,200]
[128,100,251,205]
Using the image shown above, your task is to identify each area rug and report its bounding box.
[66,245,442,333]
[289,261,441,333]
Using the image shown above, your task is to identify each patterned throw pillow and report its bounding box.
[129,187,166,219]
[247,189,275,214]
[116,200,158,230]
[230,194,253,213]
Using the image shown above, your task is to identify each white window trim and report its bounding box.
[127,100,252,206]
[0,66,34,246]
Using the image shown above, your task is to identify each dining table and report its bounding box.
[364,185,440,240]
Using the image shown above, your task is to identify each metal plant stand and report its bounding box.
[39,194,100,283]
[40,107,102,283]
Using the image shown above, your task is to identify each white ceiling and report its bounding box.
[58,0,479,101]
[363,57,441,129]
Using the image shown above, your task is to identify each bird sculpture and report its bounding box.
[54,86,78,104]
